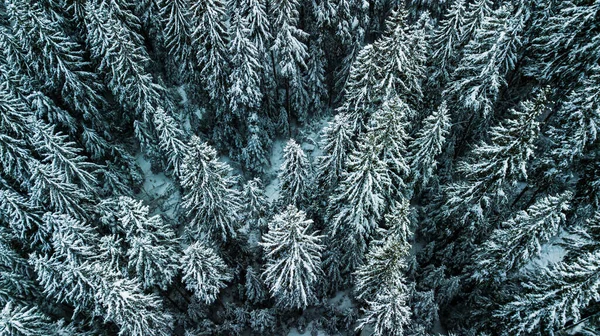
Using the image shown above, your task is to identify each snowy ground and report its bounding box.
[135,153,180,219]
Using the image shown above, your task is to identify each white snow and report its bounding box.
[135,153,180,219]
[265,140,285,203]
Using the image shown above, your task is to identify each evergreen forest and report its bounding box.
[1,0,600,335]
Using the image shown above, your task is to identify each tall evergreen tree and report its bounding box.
[271,0,310,123]
[472,192,572,283]
[180,240,233,304]
[278,139,312,207]
[261,205,324,310]
[180,137,242,242]
[409,101,452,190]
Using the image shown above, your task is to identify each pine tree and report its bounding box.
[261,205,324,310]
[329,133,391,253]
[472,192,572,283]
[153,107,190,177]
[5,0,105,129]
[367,97,411,194]
[241,178,271,233]
[180,137,242,241]
[460,0,493,46]
[305,39,328,114]
[409,101,451,190]
[354,233,410,301]
[271,0,310,122]
[245,266,267,304]
[441,90,547,228]
[85,0,164,144]
[445,4,524,119]
[228,10,263,117]
[180,241,233,304]
[496,248,600,335]
[316,113,354,192]
[339,44,384,132]
[241,113,271,174]
[375,8,428,107]
[356,283,412,336]
[190,0,230,104]
[160,0,194,78]
[431,0,467,82]
[530,0,600,84]
[0,302,57,336]
[278,139,312,207]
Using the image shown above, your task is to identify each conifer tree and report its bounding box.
[356,282,412,336]
[431,0,466,82]
[160,0,194,78]
[445,4,524,119]
[496,248,600,335]
[271,0,310,122]
[261,205,324,310]
[409,101,451,190]
[180,137,242,241]
[190,0,230,104]
[241,113,271,174]
[441,90,547,228]
[228,10,263,118]
[472,192,572,283]
[278,139,312,207]
[329,133,391,252]
[367,97,411,194]
[316,113,354,192]
[181,241,233,304]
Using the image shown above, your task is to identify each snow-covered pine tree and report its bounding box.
[445,4,524,120]
[375,7,428,108]
[495,247,600,335]
[111,197,181,290]
[305,38,328,114]
[228,9,263,119]
[180,137,242,242]
[190,0,230,104]
[278,139,312,207]
[153,107,190,176]
[180,240,233,304]
[245,265,267,304]
[0,302,62,336]
[441,90,547,229]
[241,178,271,233]
[431,0,466,83]
[328,132,391,258]
[160,0,194,79]
[472,191,572,283]
[338,43,384,132]
[356,281,412,336]
[271,0,310,123]
[367,96,411,195]
[529,0,600,84]
[5,0,105,131]
[241,113,271,174]
[409,101,451,191]
[459,0,492,47]
[316,113,354,192]
[84,0,164,145]
[354,225,411,301]
[261,205,324,310]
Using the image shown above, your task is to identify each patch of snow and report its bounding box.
[523,230,577,270]
[328,290,355,311]
[177,85,188,106]
[135,153,180,219]
[287,322,328,336]
[265,140,285,203]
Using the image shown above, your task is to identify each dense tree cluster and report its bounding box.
[1,0,600,335]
